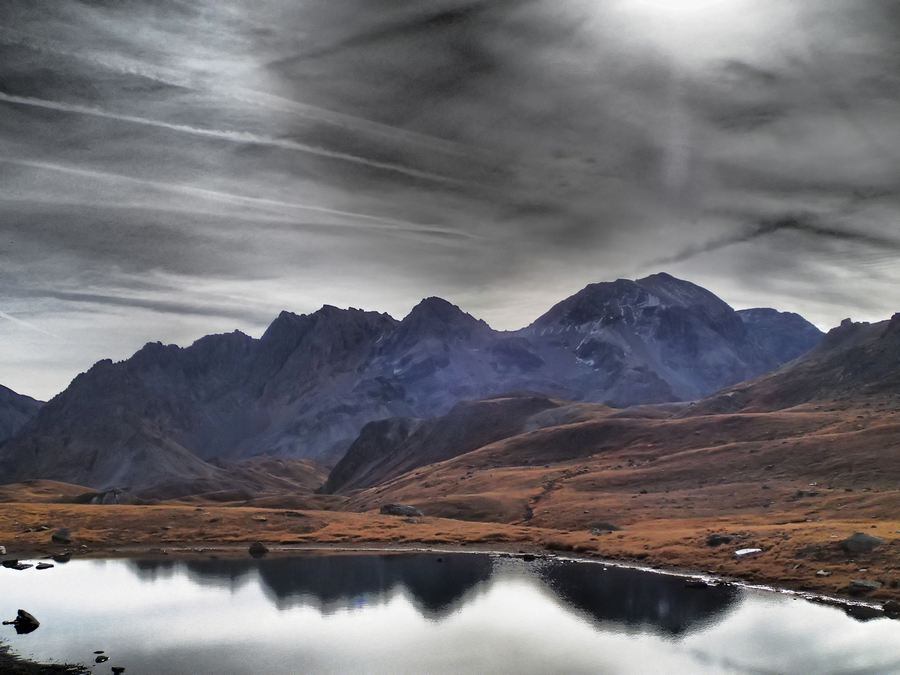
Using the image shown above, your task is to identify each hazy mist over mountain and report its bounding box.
[2,0,900,398]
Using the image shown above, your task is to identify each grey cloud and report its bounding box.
[2,0,900,398]
[649,215,900,268]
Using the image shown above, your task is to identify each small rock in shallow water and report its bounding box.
[52,551,72,563]
[248,541,269,558]
[3,609,40,634]
[95,655,109,663]
[2,561,33,571]
[882,600,900,619]
[0,545,5,555]
[35,562,54,570]
[111,667,126,673]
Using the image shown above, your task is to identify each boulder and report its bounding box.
[1,560,33,571]
[3,609,40,634]
[379,503,423,517]
[52,551,72,563]
[706,534,733,547]
[882,600,900,619]
[847,579,882,595]
[248,541,269,558]
[840,532,883,554]
[51,528,73,545]
[0,545,5,555]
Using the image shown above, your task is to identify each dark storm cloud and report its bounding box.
[650,214,900,267]
[1,0,900,398]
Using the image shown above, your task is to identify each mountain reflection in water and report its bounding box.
[4,552,900,674]
[128,553,737,633]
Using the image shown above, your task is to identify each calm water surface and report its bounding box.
[1,552,898,674]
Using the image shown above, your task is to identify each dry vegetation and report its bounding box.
[1,399,898,605]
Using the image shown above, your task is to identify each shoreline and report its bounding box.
[3,540,892,615]
[0,642,83,674]
[3,501,897,607]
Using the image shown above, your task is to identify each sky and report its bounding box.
[2,0,900,400]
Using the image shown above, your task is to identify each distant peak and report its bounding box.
[638,271,678,283]
[408,296,463,318]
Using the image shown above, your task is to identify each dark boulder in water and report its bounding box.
[3,609,40,634]
[882,600,900,619]
[248,541,269,558]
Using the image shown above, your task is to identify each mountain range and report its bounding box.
[0,273,823,492]
[336,313,900,524]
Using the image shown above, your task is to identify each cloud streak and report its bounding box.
[647,215,900,268]
[0,158,478,242]
[0,310,58,338]
[0,93,462,185]
[0,25,492,162]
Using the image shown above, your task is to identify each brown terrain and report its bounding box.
[1,395,897,608]
[1,316,899,620]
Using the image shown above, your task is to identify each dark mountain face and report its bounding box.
[737,308,824,365]
[696,314,900,413]
[0,385,42,442]
[517,273,823,404]
[323,394,561,494]
[0,274,824,490]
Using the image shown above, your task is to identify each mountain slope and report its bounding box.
[0,385,42,442]
[696,314,900,413]
[737,308,824,366]
[0,273,823,490]
[323,394,564,493]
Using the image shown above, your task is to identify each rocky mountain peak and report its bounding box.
[390,297,489,344]
[0,273,829,489]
